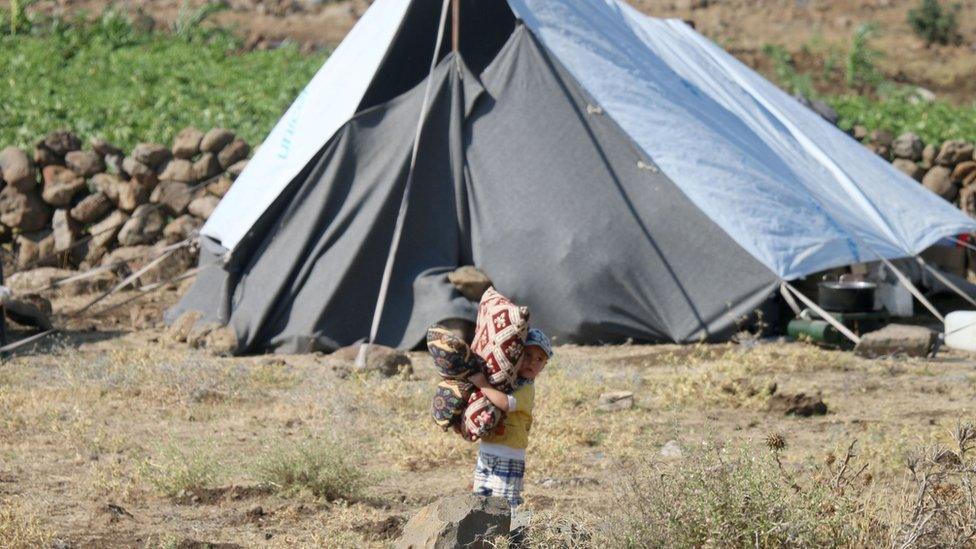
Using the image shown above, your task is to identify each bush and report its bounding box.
[908,0,962,46]
[846,23,884,93]
[139,443,219,497]
[253,439,370,501]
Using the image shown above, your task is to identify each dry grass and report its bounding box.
[252,438,370,501]
[139,442,220,497]
[0,498,51,548]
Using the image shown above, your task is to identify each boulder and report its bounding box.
[6,266,115,297]
[935,140,974,167]
[42,131,82,157]
[205,326,238,356]
[4,295,53,331]
[332,343,412,377]
[90,137,123,158]
[33,144,60,168]
[951,161,976,184]
[91,173,123,202]
[891,132,924,161]
[869,129,893,147]
[142,242,196,284]
[168,310,203,342]
[188,195,219,220]
[961,186,976,218]
[192,153,222,181]
[892,159,924,182]
[922,166,958,201]
[227,159,248,179]
[122,156,158,187]
[395,494,510,549]
[64,150,104,177]
[0,147,37,191]
[89,210,129,249]
[766,392,828,417]
[172,127,204,159]
[448,266,492,301]
[0,187,50,231]
[132,143,171,168]
[921,143,938,169]
[41,165,86,206]
[163,214,202,243]
[597,391,634,412]
[200,128,235,153]
[206,176,233,198]
[116,181,152,212]
[15,231,56,270]
[218,138,250,169]
[864,142,889,160]
[52,209,80,252]
[158,158,197,183]
[117,204,165,246]
[855,324,937,358]
[852,125,868,141]
[70,192,112,223]
[151,181,194,216]
[104,154,126,177]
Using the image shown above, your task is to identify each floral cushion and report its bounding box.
[426,325,484,380]
[461,390,504,441]
[471,287,529,392]
[432,380,474,431]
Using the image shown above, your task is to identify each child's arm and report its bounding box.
[468,373,515,412]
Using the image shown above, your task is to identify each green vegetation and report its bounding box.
[832,91,976,144]
[845,23,884,93]
[139,443,219,497]
[253,439,371,501]
[0,6,326,150]
[908,0,962,46]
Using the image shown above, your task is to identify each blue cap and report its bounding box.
[525,328,553,358]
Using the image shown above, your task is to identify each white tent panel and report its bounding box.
[201,0,412,251]
[508,0,976,279]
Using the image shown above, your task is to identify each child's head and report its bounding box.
[517,328,552,380]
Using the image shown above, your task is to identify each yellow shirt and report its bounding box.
[481,381,534,450]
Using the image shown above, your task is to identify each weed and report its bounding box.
[908,0,962,46]
[846,23,884,93]
[253,438,370,501]
[171,0,229,42]
[0,498,50,548]
[139,443,219,497]
[762,43,813,98]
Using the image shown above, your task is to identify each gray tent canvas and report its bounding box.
[169,0,976,354]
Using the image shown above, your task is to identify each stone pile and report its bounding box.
[0,128,249,282]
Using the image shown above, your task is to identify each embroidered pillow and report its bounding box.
[461,390,504,441]
[426,325,484,380]
[432,380,473,431]
[470,287,529,392]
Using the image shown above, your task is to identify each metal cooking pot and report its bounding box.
[818,280,877,312]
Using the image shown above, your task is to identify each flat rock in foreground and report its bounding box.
[855,324,936,358]
[395,494,510,549]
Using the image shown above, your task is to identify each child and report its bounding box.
[467,328,552,508]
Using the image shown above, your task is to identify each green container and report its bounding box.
[787,319,851,348]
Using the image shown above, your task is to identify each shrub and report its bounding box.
[253,439,370,501]
[139,443,219,497]
[846,23,884,93]
[908,0,962,46]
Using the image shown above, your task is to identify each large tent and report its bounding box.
[169,0,976,354]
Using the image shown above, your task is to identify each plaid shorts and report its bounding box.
[472,451,525,507]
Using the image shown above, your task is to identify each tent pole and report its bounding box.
[783,282,862,346]
[451,0,460,53]
[875,255,945,322]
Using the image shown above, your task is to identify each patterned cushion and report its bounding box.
[426,325,485,380]
[461,390,504,442]
[432,380,473,431]
[471,287,529,392]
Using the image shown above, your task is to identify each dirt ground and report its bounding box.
[1,283,975,547]
[24,0,976,103]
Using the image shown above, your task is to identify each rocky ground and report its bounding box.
[1,281,975,546]
[25,0,976,102]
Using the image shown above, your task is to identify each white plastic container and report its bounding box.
[945,311,976,352]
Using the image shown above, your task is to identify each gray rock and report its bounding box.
[0,187,49,232]
[0,147,37,191]
[91,173,123,202]
[188,195,220,220]
[122,156,158,187]
[90,138,123,158]
[6,266,115,297]
[855,324,937,358]
[892,132,924,161]
[207,176,233,198]
[168,310,203,342]
[395,494,510,549]
[951,161,976,184]
[227,159,248,179]
[15,230,56,270]
[117,181,153,213]
[101,244,153,272]
[200,128,235,153]
[333,343,412,377]
[869,129,894,147]
[960,186,976,217]
[42,131,81,157]
[104,154,126,177]
[64,150,105,177]
[158,158,196,183]
[892,159,924,182]
[448,266,492,301]
[52,209,80,252]
[41,165,86,206]
[922,166,958,201]
[163,214,202,243]
[921,143,938,169]
[192,153,222,181]
[70,192,112,223]
[117,204,165,246]
[935,140,974,167]
[172,127,204,159]
[132,143,172,168]
[852,125,868,141]
[597,391,634,412]
[218,138,250,169]
[89,210,129,250]
[660,440,683,459]
[33,144,60,168]
[141,241,196,285]
[151,181,194,216]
